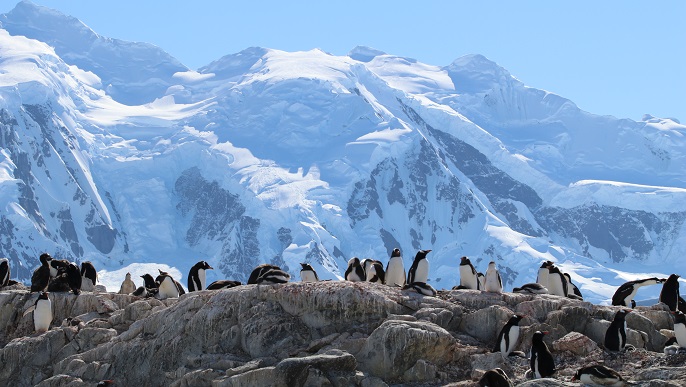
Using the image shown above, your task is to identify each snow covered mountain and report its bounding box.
[1,1,684,303]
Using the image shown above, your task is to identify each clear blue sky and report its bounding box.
[3,0,684,121]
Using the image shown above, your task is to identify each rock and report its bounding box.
[275,349,356,385]
[469,352,514,380]
[216,366,286,387]
[357,319,455,379]
[402,359,438,383]
[458,305,512,343]
[552,332,598,356]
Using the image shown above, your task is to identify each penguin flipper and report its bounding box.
[22,305,36,317]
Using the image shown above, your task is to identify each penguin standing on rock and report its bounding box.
[563,273,583,300]
[546,265,568,297]
[612,277,666,308]
[155,270,184,299]
[530,331,556,378]
[141,274,158,289]
[572,364,628,386]
[119,273,137,294]
[458,256,480,290]
[299,263,319,282]
[188,261,213,291]
[345,257,366,282]
[604,309,631,352]
[80,261,97,292]
[31,253,53,292]
[660,274,681,311]
[0,258,9,287]
[385,248,406,287]
[672,311,686,348]
[484,261,503,293]
[407,249,431,284]
[64,262,82,295]
[23,291,52,333]
[493,315,523,358]
[363,259,385,283]
[536,261,552,289]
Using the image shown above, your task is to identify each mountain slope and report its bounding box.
[0,2,685,304]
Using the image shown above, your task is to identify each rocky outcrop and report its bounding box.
[0,282,684,386]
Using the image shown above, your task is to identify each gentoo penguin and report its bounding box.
[80,261,97,292]
[97,380,115,387]
[247,264,281,284]
[141,274,158,289]
[255,268,290,284]
[512,283,548,294]
[458,256,480,290]
[402,282,437,296]
[536,261,552,289]
[299,263,319,282]
[484,261,503,293]
[546,265,568,297]
[345,257,366,282]
[478,368,513,387]
[188,260,213,291]
[407,249,431,284]
[385,248,406,287]
[206,280,242,290]
[132,286,150,298]
[155,270,184,299]
[363,259,385,283]
[22,291,52,333]
[572,364,628,387]
[673,311,686,348]
[64,262,82,295]
[530,331,555,378]
[477,272,486,290]
[604,309,631,352]
[493,315,523,358]
[563,273,583,300]
[612,277,666,308]
[659,274,681,311]
[31,253,53,292]
[48,258,69,278]
[119,273,137,294]
[0,258,9,287]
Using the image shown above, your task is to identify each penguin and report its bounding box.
[206,280,242,290]
[493,315,523,358]
[572,364,628,387]
[132,286,149,298]
[612,277,666,307]
[22,291,52,333]
[484,261,503,293]
[512,283,548,294]
[0,258,9,287]
[478,368,513,387]
[80,261,97,292]
[97,380,115,387]
[407,249,431,284]
[604,309,631,352]
[188,260,213,291]
[299,263,319,282]
[477,272,486,290]
[345,257,366,282]
[402,282,437,296]
[363,259,385,283]
[48,258,69,278]
[536,261,552,289]
[385,248,406,287]
[673,311,686,348]
[458,256,480,290]
[141,274,158,289]
[659,274,681,311]
[546,265,568,297]
[31,253,53,292]
[64,262,82,295]
[563,273,583,300]
[247,264,281,284]
[255,268,290,284]
[119,273,137,294]
[530,331,555,378]
[155,270,184,299]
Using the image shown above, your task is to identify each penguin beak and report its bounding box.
[571,376,578,381]
[541,331,549,335]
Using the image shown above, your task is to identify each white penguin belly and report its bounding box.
[485,271,501,292]
[158,278,179,299]
[537,269,548,288]
[301,271,317,282]
[548,276,566,297]
[34,301,52,332]
[386,258,405,286]
[675,323,686,348]
[501,326,519,355]
[414,259,429,283]
[459,266,478,289]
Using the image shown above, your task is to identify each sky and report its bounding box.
[1,0,683,121]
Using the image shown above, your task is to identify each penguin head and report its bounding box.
[532,331,548,343]
[614,309,631,321]
[668,274,681,282]
[38,291,49,300]
[97,380,115,387]
[509,314,524,324]
[348,257,361,266]
[488,261,496,269]
[672,311,686,324]
[416,250,432,259]
[39,253,52,265]
[539,261,550,269]
[391,248,401,257]
[195,261,213,270]
[460,256,470,265]
[300,263,313,271]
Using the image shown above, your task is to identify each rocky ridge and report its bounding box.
[0,282,685,386]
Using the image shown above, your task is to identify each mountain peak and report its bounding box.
[348,46,387,62]
[444,54,516,94]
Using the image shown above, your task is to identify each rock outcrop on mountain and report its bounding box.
[1,282,684,386]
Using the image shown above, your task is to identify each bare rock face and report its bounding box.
[1,282,685,386]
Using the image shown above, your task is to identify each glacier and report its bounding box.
[0,1,685,304]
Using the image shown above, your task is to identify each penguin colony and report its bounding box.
[2,250,685,385]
